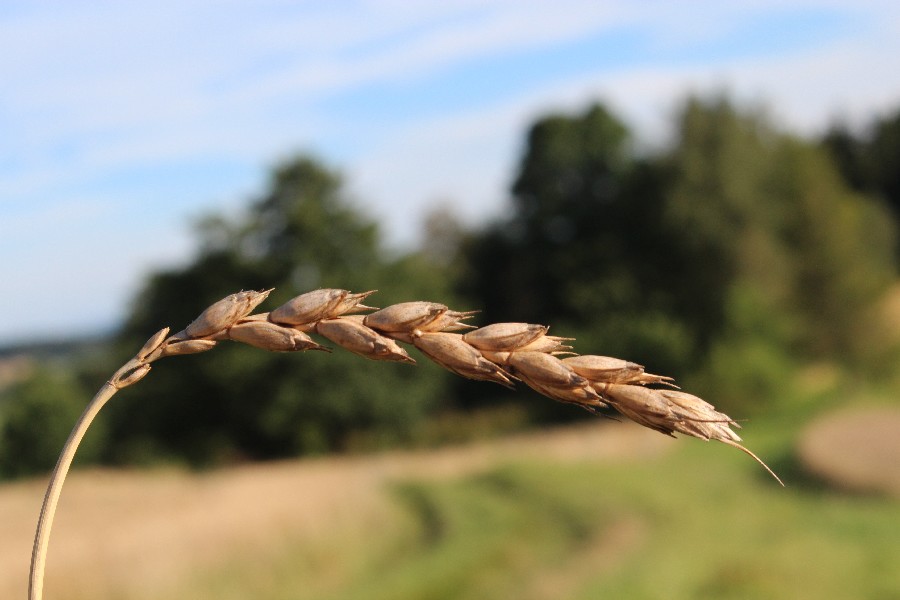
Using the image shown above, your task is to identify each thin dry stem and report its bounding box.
[30,287,782,600]
[29,357,149,600]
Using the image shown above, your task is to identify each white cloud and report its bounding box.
[346,2,900,248]
[2,0,900,343]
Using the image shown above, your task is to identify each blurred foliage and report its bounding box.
[97,157,455,467]
[824,107,900,226]
[669,99,896,389]
[461,96,897,415]
[3,95,899,478]
[0,369,103,478]
[461,104,696,375]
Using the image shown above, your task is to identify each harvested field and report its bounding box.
[5,411,899,600]
[797,406,900,497]
[1,421,672,599]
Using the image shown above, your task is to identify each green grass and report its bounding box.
[185,417,900,600]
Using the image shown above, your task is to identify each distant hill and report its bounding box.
[0,334,111,392]
[0,334,110,360]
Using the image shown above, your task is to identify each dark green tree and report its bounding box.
[665,97,895,405]
[463,96,897,414]
[472,105,696,347]
[668,97,895,358]
[460,103,697,425]
[824,107,900,221]
[103,156,452,466]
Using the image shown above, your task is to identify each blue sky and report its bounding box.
[2,0,899,345]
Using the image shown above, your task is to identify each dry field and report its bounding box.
[1,421,673,599]
[797,406,900,497]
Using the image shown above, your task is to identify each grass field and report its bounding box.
[3,411,899,600]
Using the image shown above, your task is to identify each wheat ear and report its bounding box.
[29,288,782,600]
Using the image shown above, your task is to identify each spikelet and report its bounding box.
[506,351,587,387]
[228,321,328,352]
[592,384,677,435]
[116,364,152,388]
[315,315,414,362]
[269,289,376,325]
[463,322,548,352]
[136,328,170,361]
[157,339,218,358]
[364,302,450,332]
[184,290,272,338]
[562,355,675,386]
[411,331,516,387]
[504,351,604,407]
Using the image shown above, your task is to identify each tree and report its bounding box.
[824,107,900,221]
[668,97,895,360]
[461,103,697,424]
[103,156,452,466]
[665,97,896,406]
[0,370,102,477]
[463,96,897,414]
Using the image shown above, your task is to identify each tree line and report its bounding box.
[2,94,898,477]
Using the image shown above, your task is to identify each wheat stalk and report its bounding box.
[29,288,782,600]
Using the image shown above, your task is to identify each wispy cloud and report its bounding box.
[1,0,898,343]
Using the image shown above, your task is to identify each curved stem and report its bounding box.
[28,379,122,600]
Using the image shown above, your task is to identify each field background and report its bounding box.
[3,403,898,600]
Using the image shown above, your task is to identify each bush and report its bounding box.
[0,369,104,479]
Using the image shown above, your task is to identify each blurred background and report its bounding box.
[2,1,900,598]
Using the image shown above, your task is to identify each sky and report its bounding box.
[2,0,899,346]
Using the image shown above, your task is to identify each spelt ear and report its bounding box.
[31,285,783,600]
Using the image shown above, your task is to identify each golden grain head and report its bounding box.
[171,288,776,481]
[29,280,788,600]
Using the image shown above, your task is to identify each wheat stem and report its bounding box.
[29,356,147,600]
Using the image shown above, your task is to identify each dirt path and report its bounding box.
[0,421,672,599]
[797,406,900,497]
